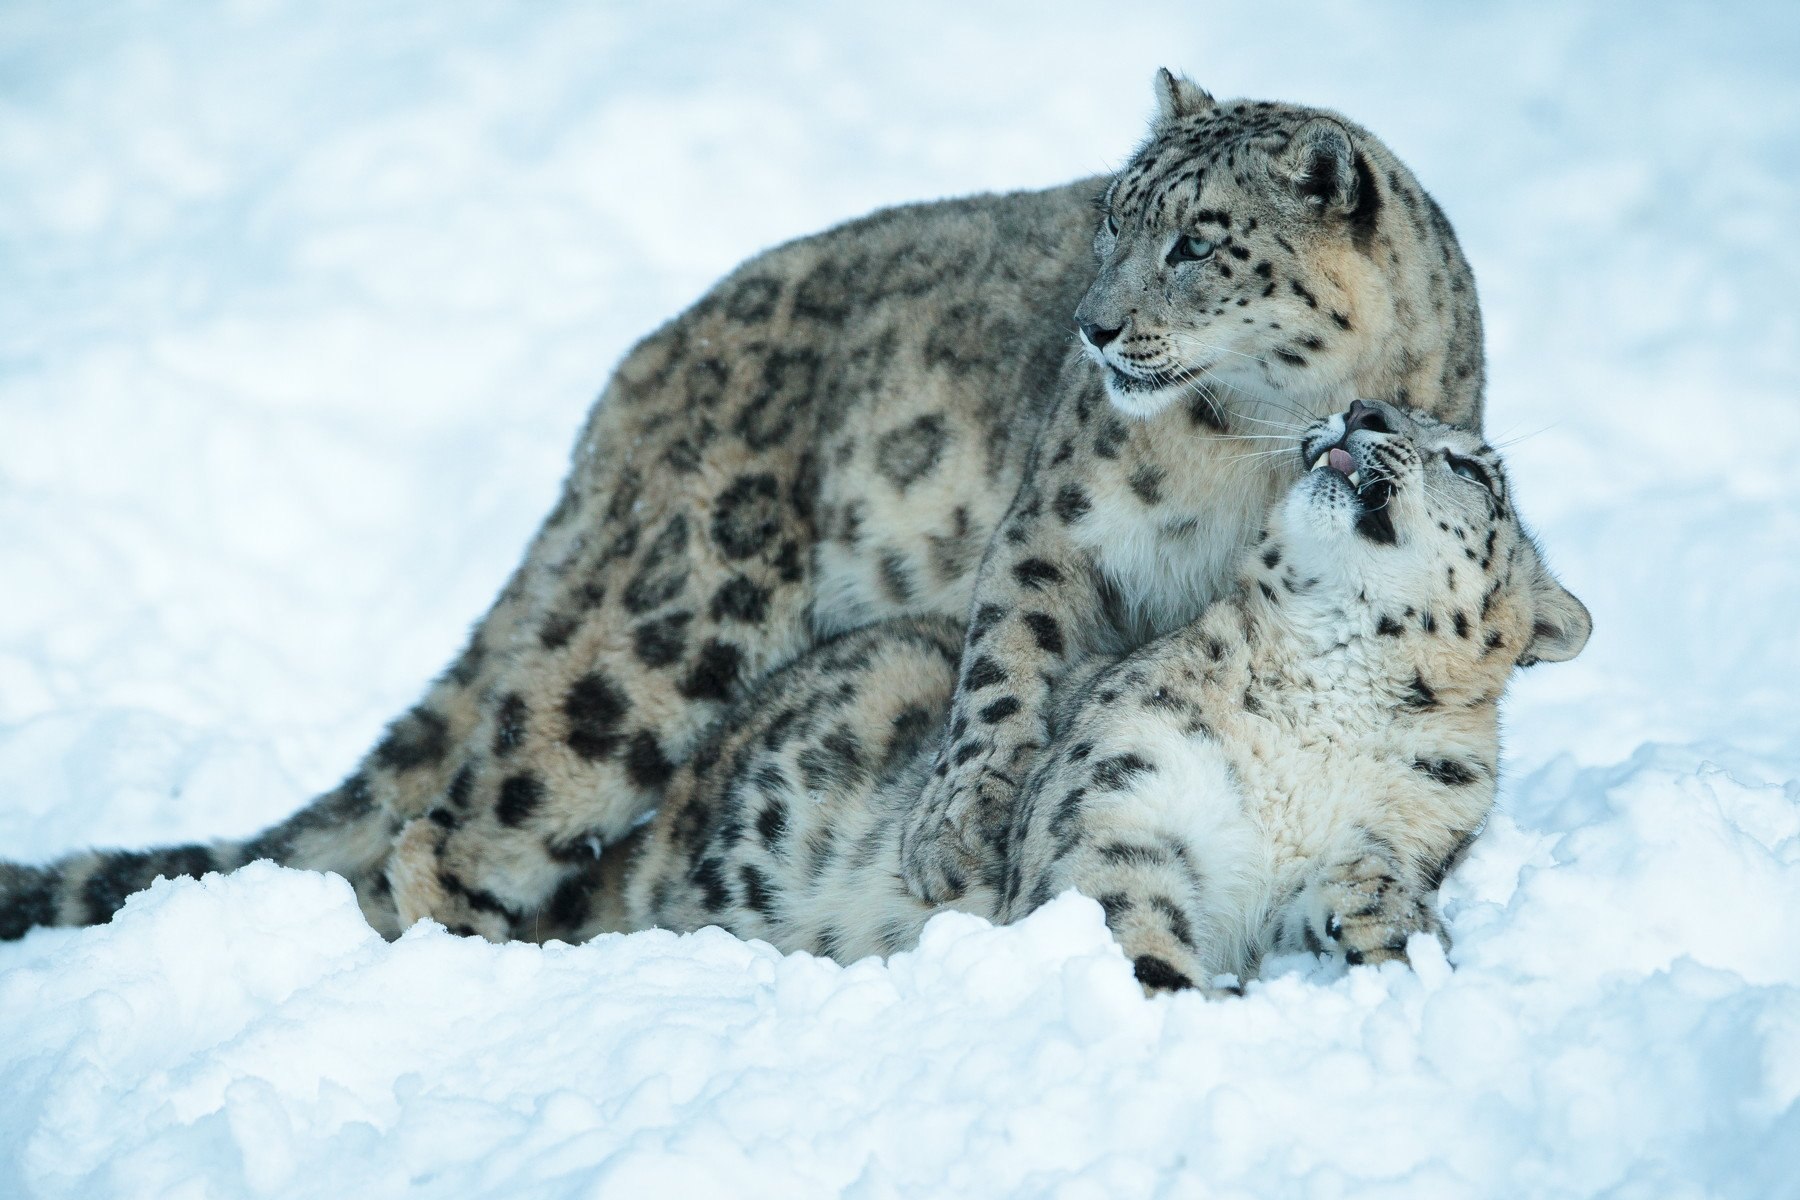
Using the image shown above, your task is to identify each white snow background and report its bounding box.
[2,2,1798,1197]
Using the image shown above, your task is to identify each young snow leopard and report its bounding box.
[0,72,1486,945]
[609,401,1589,991]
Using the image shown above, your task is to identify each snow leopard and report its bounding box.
[0,72,1486,945]
[611,401,1590,991]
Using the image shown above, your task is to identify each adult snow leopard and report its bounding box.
[0,72,1485,944]
[614,401,1589,991]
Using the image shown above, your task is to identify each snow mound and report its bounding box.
[4,744,1797,1198]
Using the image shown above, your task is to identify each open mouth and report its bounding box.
[1310,445,1397,544]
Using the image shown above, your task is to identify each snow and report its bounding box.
[2,1,1797,1196]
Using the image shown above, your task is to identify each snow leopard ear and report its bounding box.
[1520,570,1592,666]
[1278,118,1360,213]
[1153,68,1214,123]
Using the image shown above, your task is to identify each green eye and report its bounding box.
[1105,212,1121,236]
[1168,235,1215,265]
[1446,454,1491,490]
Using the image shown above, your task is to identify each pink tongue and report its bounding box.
[1327,447,1355,476]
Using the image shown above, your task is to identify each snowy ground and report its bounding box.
[2,2,1798,1196]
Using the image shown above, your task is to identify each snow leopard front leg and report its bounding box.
[991,702,1237,997]
[1272,844,1450,969]
[896,460,1110,904]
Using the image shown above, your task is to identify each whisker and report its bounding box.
[1227,446,1308,463]
[1230,412,1311,432]
[1491,422,1559,450]
[1177,339,1279,370]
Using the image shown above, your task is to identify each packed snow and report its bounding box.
[2,2,1797,1196]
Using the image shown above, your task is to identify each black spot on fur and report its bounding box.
[1129,465,1166,506]
[1054,483,1091,524]
[1186,391,1227,431]
[624,731,675,790]
[878,551,916,604]
[446,765,474,810]
[538,613,578,650]
[79,846,216,926]
[711,575,770,624]
[1376,615,1404,637]
[693,857,730,912]
[1150,895,1197,949]
[1093,417,1129,459]
[1413,758,1480,787]
[970,603,1007,641]
[888,704,937,763]
[443,875,517,922]
[546,873,592,931]
[1421,829,1480,892]
[564,672,629,760]
[757,801,789,848]
[1022,611,1065,656]
[1012,559,1062,590]
[622,514,691,613]
[712,473,782,560]
[1405,673,1438,709]
[774,539,805,583]
[1091,752,1154,791]
[492,694,528,757]
[978,696,1022,724]
[723,275,782,323]
[680,640,744,703]
[1133,955,1194,992]
[736,348,819,450]
[798,727,866,791]
[1348,152,1383,249]
[877,413,948,490]
[632,611,693,667]
[375,707,450,773]
[739,865,775,917]
[965,655,1006,691]
[496,773,545,827]
[1096,892,1132,924]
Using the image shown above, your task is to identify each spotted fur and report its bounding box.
[611,402,1589,991]
[1,73,1487,945]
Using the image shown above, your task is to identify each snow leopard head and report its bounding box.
[1074,70,1484,429]
[1278,399,1590,670]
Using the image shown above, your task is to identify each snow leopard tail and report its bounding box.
[0,773,397,941]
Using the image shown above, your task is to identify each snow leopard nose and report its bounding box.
[1080,322,1122,350]
[1344,399,1393,436]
